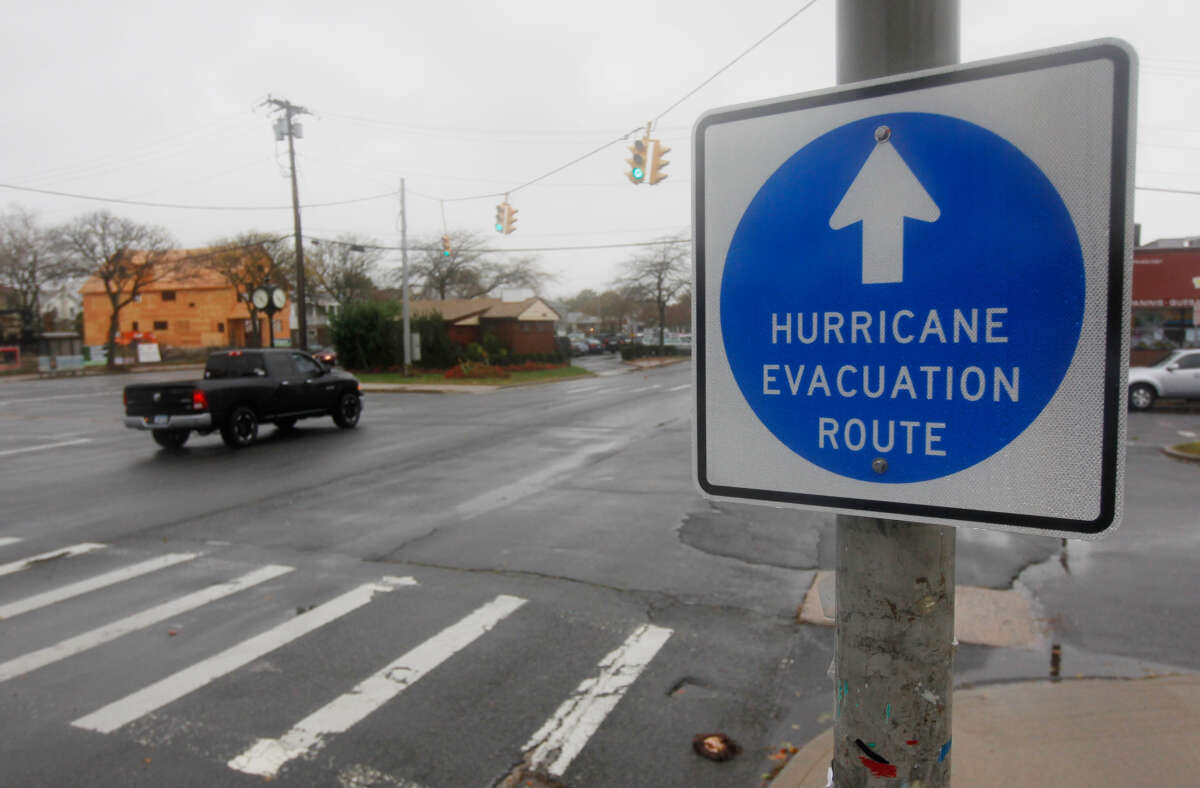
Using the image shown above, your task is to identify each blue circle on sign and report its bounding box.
[721,112,1085,483]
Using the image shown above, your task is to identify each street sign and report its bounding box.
[693,41,1135,537]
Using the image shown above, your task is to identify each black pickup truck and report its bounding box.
[123,348,363,449]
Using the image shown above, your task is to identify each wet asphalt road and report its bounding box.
[0,359,1196,786]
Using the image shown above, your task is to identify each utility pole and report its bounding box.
[263,95,311,350]
[400,178,411,374]
[832,3,959,787]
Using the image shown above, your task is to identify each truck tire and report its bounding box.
[152,429,190,450]
[332,392,361,429]
[1129,383,1156,411]
[221,405,259,448]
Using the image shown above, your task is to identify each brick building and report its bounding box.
[80,248,289,349]
[407,296,560,355]
[1132,240,1200,364]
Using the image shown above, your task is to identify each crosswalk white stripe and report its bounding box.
[0,553,198,621]
[228,594,527,777]
[0,537,23,550]
[0,565,295,683]
[72,576,417,734]
[522,623,673,777]
[0,542,106,577]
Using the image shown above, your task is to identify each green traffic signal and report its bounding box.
[632,167,645,181]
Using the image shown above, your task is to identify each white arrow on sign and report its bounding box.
[829,128,940,284]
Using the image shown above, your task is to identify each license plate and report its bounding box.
[153,415,169,426]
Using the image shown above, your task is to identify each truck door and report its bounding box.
[290,352,336,411]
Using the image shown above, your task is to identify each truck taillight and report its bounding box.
[192,390,209,410]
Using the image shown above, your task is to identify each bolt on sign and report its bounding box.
[692,41,1136,538]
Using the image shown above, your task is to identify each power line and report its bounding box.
[304,234,689,254]
[401,2,825,206]
[0,182,397,211]
[1137,185,1200,196]
[653,0,823,123]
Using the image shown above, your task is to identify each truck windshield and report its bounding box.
[205,352,266,378]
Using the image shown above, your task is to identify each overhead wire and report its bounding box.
[0,182,398,211]
[409,1,825,204]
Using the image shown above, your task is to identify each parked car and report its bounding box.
[1128,348,1200,410]
[123,348,362,449]
[570,340,589,356]
[585,337,603,354]
[602,336,621,352]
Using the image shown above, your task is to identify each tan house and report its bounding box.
[80,248,289,349]
[408,296,560,355]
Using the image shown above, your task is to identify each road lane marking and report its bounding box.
[72,576,417,734]
[0,565,295,683]
[522,623,673,777]
[0,542,107,578]
[666,384,691,392]
[1179,430,1198,439]
[0,393,99,406]
[228,594,527,777]
[0,439,93,458]
[0,552,197,621]
[454,438,628,521]
[565,385,599,394]
[0,537,23,550]
[629,384,662,393]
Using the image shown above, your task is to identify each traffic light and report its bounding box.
[626,138,647,184]
[494,202,518,234]
[648,140,670,185]
[441,235,451,257]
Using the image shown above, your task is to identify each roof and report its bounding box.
[408,296,560,323]
[79,246,272,295]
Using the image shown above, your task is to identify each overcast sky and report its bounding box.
[2,1,1197,300]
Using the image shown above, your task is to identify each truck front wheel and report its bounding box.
[221,405,259,448]
[332,392,361,429]
[152,429,190,450]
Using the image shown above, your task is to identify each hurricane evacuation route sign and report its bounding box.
[693,41,1135,537]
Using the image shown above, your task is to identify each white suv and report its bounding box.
[1128,349,1200,410]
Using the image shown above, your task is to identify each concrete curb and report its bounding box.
[359,382,499,394]
[798,570,1044,649]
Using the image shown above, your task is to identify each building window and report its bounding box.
[153,321,168,331]
[132,321,139,331]
[217,322,225,333]
[133,295,141,303]
[161,291,177,301]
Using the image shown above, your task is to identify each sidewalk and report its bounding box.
[773,674,1200,787]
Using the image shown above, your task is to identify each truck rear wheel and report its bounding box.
[221,405,259,448]
[152,429,190,450]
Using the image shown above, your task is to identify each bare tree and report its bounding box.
[0,208,71,346]
[204,232,289,348]
[407,230,550,299]
[307,234,381,307]
[54,210,176,368]
[616,236,690,351]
